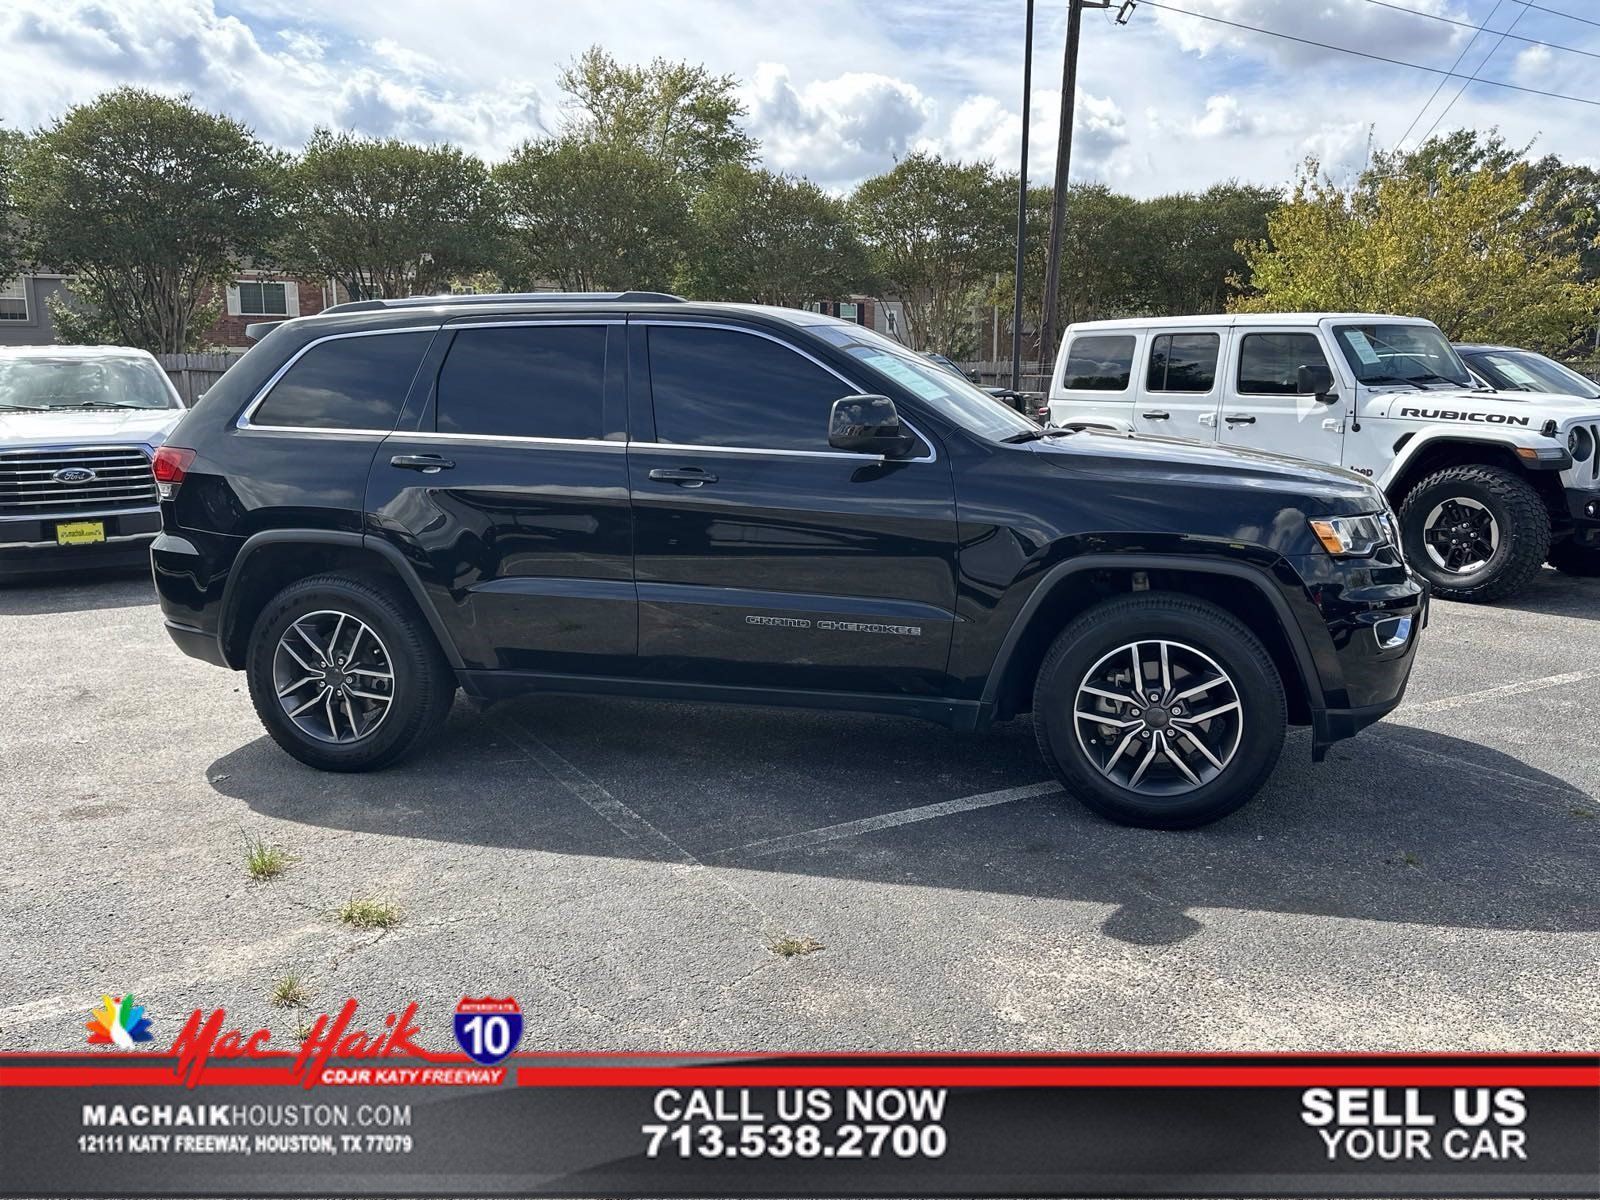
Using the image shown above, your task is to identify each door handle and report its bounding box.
[1141,411,1170,420]
[648,466,719,487]
[390,454,455,473]
[1224,414,1256,425]
[1322,418,1344,433]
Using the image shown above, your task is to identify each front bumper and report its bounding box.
[1563,487,1600,544]
[0,508,162,578]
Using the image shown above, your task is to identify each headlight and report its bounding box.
[1569,425,1594,463]
[1309,513,1390,556]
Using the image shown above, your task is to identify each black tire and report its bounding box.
[245,574,456,772]
[1548,539,1600,577]
[1397,465,1549,603]
[1032,593,1287,830]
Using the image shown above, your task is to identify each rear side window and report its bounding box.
[1061,335,1135,391]
[1238,333,1329,395]
[1147,333,1220,392]
[648,325,850,451]
[435,325,607,440]
[252,332,431,430]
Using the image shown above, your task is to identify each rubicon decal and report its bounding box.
[1399,407,1531,425]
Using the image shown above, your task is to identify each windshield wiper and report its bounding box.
[1361,374,1425,389]
[1406,373,1468,387]
[50,402,150,410]
[0,403,51,411]
[1001,426,1075,443]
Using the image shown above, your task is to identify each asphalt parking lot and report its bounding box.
[1,567,1596,1054]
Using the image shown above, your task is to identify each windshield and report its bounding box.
[1331,323,1473,388]
[809,324,1036,441]
[1469,350,1600,399]
[0,357,179,411]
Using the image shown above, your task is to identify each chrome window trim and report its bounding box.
[236,324,443,432]
[417,432,626,451]
[634,318,938,464]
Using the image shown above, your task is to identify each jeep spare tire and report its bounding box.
[1397,465,1549,603]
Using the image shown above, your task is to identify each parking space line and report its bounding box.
[1402,670,1600,715]
[706,781,1062,863]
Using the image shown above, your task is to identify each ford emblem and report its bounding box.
[52,467,97,484]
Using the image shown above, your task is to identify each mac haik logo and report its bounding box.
[86,994,155,1048]
[169,998,424,1088]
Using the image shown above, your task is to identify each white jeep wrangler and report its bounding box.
[1048,313,1600,602]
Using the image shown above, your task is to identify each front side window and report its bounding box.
[648,325,853,451]
[238,281,288,317]
[1238,333,1330,395]
[1147,333,1220,392]
[1061,335,1136,391]
[0,277,26,321]
[251,332,432,430]
[1332,323,1472,388]
[0,356,178,410]
[435,325,607,439]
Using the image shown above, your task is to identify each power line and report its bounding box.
[1357,0,1600,64]
[1420,4,1530,146]
[1522,1,1600,31]
[1136,0,1600,109]
[1395,0,1508,150]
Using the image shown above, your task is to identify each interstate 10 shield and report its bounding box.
[453,997,522,1065]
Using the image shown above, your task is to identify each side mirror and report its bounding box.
[828,394,911,456]
[1297,362,1337,401]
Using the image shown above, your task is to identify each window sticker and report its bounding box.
[1344,331,1382,365]
[855,351,949,402]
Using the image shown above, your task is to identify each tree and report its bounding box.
[558,46,756,183]
[850,153,1012,353]
[0,126,23,285]
[1133,182,1279,315]
[15,88,283,353]
[280,130,497,301]
[1233,156,1598,352]
[494,135,689,292]
[681,165,871,305]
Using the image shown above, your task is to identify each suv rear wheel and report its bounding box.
[1032,593,1287,829]
[1397,465,1549,602]
[245,574,456,772]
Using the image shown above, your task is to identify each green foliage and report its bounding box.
[682,165,872,306]
[0,125,23,285]
[495,135,689,292]
[1234,153,1599,353]
[280,129,498,300]
[850,153,1012,353]
[559,46,756,183]
[15,88,282,353]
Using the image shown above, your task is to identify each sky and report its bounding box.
[0,0,1596,198]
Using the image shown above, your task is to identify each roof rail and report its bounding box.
[321,291,686,315]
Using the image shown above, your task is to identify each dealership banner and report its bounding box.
[2,1013,1596,1197]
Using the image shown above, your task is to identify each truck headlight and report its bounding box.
[1309,513,1390,556]
[1569,426,1594,463]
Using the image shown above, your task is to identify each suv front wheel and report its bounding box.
[1397,465,1549,602]
[245,574,456,772]
[1033,594,1287,829]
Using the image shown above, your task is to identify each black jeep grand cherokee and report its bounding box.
[152,292,1425,829]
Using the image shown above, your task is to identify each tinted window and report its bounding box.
[1238,333,1328,395]
[648,325,851,450]
[436,325,607,439]
[253,332,431,430]
[1147,333,1220,392]
[1061,335,1135,391]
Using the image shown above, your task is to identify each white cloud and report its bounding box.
[746,63,934,184]
[1150,0,1464,67]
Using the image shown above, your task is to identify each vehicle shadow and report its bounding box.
[209,694,1599,945]
[0,568,154,615]
[1486,566,1600,622]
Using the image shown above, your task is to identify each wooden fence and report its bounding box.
[157,351,245,404]
[957,360,1053,393]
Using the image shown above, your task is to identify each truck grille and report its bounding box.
[0,446,159,516]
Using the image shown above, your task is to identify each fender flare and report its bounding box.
[1380,430,1565,495]
[977,552,1326,713]
[218,529,464,670]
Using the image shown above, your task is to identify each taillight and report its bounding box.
[151,446,196,500]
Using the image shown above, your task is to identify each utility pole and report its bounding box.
[1038,0,1110,372]
[1009,0,1035,392]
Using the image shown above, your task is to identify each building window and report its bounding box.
[0,278,27,322]
[237,281,288,316]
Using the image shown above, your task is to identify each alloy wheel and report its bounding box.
[273,609,395,744]
[1073,639,1244,797]
[1422,497,1499,573]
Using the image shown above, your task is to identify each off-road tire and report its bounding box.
[1397,465,1549,603]
[1032,593,1287,830]
[246,574,456,772]
[1549,539,1600,577]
